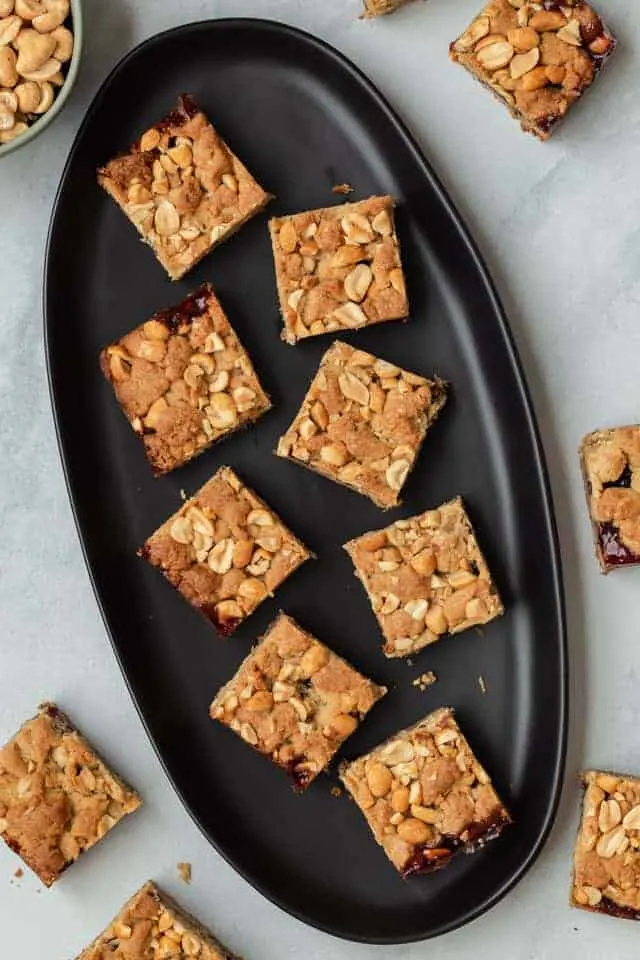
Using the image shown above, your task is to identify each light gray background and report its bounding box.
[1,0,638,956]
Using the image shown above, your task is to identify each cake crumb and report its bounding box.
[412,671,437,692]
[332,183,353,195]
[330,786,343,798]
[478,675,487,694]
[177,862,192,885]
[13,868,23,879]
[180,489,187,502]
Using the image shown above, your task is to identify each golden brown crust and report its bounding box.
[571,770,640,920]
[269,196,408,344]
[76,880,242,959]
[97,95,271,280]
[140,468,312,636]
[276,340,447,509]
[340,707,510,875]
[579,426,640,572]
[0,703,140,887]
[210,613,386,790]
[100,283,271,476]
[345,497,503,657]
[449,0,616,140]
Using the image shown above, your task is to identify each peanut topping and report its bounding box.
[210,614,386,790]
[100,283,270,475]
[0,703,140,886]
[345,497,503,658]
[141,468,311,636]
[269,196,409,344]
[572,770,640,918]
[277,340,447,509]
[98,95,271,280]
[76,881,238,959]
[340,707,510,875]
[450,0,616,141]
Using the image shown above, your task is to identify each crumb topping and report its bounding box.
[211,613,386,790]
[98,95,271,280]
[269,196,408,343]
[450,0,616,140]
[78,881,239,959]
[572,770,640,919]
[0,704,140,886]
[345,498,503,657]
[340,707,510,875]
[278,340,447,509]
[580,426,640,570]
[101,284,270,475]
[141,468,311,635]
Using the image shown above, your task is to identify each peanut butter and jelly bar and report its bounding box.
[571,770,640,920]
[75,881,242,959]
[363,0,416,16]
[0,703,141,887]
[100,283,271,476]
[141,468,311,636]
[277,341,447,509]
[340,707,511,876]
[98,94,271,280]
[269,196,408,344]
[344,497,503,658]
[450,0,616,141]
[580,426,640,573]
[210,613,386,791]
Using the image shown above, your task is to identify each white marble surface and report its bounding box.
[1,0,639,956]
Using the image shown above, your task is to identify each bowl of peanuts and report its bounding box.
[0,0,82,156]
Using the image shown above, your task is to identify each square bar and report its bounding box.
[340,707,511,876]
[269,196,409,343]
[571,769,640,920]
[140,468,311,636]
[449,0,616,140]
[580,426,640,573]
[75,881,241,959]
[100,283,271,476]
[277,340,447,508]
[98,94,271,279]
[210,613,386,791]
[344,497,503,658]
[0,703,141,887]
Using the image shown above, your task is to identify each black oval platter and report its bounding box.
[44,19,567,944]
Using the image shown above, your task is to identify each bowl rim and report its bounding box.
[0,0,84,158]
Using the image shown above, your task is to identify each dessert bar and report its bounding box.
[450,0,616,140]
[0,703,141,886]
[140,468,311,636]
[211,613,386,791]
[75,880,241,959]
[269,195,409,343]
[571,769,640,920]
[98,94,271,279]
[363,0,416,15]
[340,706,511,876]
[277,340,447,509]
[344,497,503,658]
[100,283,270,476]
[580,426,640,572]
